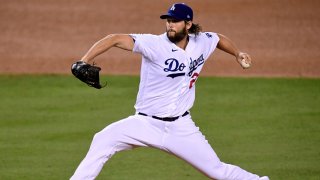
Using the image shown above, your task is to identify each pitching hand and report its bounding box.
[236,52,252,69]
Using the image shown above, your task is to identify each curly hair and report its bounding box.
[188,23,202,36]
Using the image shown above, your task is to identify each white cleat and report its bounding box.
[259,176,269,180]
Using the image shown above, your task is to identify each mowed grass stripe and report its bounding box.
[0,75,319,180]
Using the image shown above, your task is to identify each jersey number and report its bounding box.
[189,73,199,89]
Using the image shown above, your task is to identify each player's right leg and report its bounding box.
[70,115,163,180]
[164,115,261,180]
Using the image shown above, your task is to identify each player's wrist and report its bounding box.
[80,58,90,64]
[235,51,242,58]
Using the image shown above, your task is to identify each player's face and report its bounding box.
[166,18,188,43]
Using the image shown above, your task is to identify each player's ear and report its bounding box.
[185,21,192,30]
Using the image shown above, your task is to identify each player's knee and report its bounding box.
[92,128,118,146]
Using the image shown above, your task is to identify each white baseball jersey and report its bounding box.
[131,32,219,117]
[71,32,262,180]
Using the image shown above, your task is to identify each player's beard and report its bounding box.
[166,26,188,43]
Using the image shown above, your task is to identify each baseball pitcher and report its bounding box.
[70,3,269,180]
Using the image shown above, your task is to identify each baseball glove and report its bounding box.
[71,61,107,89]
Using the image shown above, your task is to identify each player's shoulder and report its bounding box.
[193,32,218,40]
[130,33,164,41]
[130,33,167,52]
[189,32,219,45]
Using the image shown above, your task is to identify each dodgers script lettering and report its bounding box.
[188,54,204,76]
[164,58,186,72]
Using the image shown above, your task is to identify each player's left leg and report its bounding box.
[164,115,260,180]
[70,115,165,180]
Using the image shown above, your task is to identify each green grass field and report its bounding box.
[0,75,319,180]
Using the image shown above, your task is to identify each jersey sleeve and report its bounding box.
[130,34,158,60]
[202,32,220,58]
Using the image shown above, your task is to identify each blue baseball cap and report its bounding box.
[160,3,193,21]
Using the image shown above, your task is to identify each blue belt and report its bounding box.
[138,111,189,122]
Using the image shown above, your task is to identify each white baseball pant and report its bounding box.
[70,114,260,180]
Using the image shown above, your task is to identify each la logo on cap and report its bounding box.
[160,3,193,21]
[170,5,175,11]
